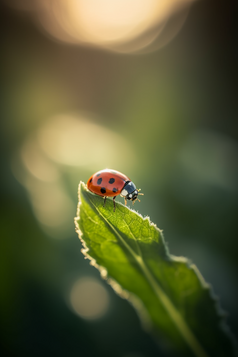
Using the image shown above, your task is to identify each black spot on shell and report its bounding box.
[101,187,106,194]
[112,188,118,193]
[96,173,101,177]
[89,178,92,183]
[97,178,102,185]
[109,178,115,184]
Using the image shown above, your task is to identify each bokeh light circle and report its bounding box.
[70,277,110,320]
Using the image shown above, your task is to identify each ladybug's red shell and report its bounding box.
[87,169,130,197]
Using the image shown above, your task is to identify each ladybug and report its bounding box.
[87,169,143,211]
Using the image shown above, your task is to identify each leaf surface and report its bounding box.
[75,182,235,357]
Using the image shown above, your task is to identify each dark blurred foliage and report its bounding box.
[0,1,237,356]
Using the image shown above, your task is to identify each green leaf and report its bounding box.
[74,182,235,357]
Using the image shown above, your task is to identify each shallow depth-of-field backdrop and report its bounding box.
[0,1,237,356]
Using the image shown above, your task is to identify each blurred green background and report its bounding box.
[0,1,237,356]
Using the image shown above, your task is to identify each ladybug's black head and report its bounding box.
[120,181,143,205]
[121,181,138,201]
[131,190,138,201]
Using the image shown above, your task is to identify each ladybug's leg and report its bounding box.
[124,198,127,206]
[113,196,116,212]
[103,197,107,207]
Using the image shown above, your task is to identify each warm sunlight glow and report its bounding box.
[8,0,196,53]
[73,0,158,43]
[70,277,110,320]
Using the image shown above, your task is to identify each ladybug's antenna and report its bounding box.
[138,189,144,196]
